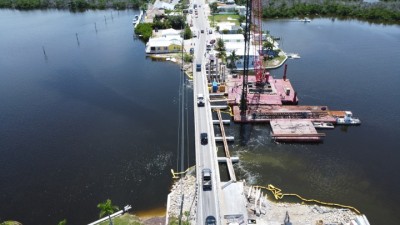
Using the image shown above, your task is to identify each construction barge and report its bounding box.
[214,65,360,142]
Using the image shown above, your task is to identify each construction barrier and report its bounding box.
[254,184,361,214]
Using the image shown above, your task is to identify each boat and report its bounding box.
[299,18,311,23]
[287,53,301,59]
[132,15,139,25]
[313,122,334,129]
[336,111,361,125]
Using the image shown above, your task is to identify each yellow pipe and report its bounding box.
[253,184,361,214]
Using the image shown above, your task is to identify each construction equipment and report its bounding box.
[240,0,265,116]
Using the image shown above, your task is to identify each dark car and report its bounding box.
[205,216,216,225]
[196,63,201,72]
[201,29,204,33]
[200,132,208,145]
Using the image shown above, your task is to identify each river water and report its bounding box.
[0,10,399,225]
[0,9,194,224]
[227,19,400,225]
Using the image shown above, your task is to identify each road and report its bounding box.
[190,1,222,225]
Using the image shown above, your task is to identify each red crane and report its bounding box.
[240,0,265,115]
[252,0,264,84]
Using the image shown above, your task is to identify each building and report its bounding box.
[153,1,174,10]
[220,34,244,43]
[216,4,246,16]
[145,36,183,54]
[217,22,242,34]
[230,47,258,70]
[159,28,182,37]
[235,5,246,16]
[217,5,237,14]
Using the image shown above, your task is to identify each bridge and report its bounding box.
[190,1,248,224]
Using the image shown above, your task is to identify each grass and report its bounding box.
[98,213,143,225]
[0,222,22,225]
[263,55,287,69]
[208,14,241,26]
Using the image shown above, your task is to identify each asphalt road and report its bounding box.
[191,1,221,224]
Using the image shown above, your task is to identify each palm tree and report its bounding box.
[97,199,119,225]
[215,38,225,52]
[227,50,240,69]
[217,50,227,64]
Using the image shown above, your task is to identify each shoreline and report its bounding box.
[166,175,365,225]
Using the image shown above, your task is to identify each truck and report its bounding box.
[202,168,212,190]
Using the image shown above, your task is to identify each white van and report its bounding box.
[197,94,204,107]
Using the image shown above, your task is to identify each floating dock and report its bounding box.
[270,119,325,142]
[232,105,337,123]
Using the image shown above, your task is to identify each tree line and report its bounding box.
[262,0,400,24]
[0,0,149,10]
[135,14,188,42]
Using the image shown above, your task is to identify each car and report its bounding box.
[196,63,201,72]
[197,94,204,107]
[208,29,212,34]
[201,29,204,33]
[200,132,208,145]
[205,216,216,225]
[209,39,215,44]
[202,168,212,190]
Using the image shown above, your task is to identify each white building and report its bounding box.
[217,22,243,34]
[217,5,237,14]
[235,5,246,16]
[220,34,244,43]
[145,36,183,54]
[153,1,174,10]
[160,28,182,37]
[216,4,246,16]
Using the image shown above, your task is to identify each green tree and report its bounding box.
[69,0,89,11]
[215,38,225,52]
[166,15,185,29]
[183,53,193,62]
[217,50,226,64]
[58,219,67,225]
[227,50,239,69]
[15,0,40,9]
[135,23,153,42]
[238,15,245,24]
[209,2,218,14]
[0,0,13,8]
[263,41,274,50]
[97,199,119,225]
[183,24,192,39]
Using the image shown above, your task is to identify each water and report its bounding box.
[227,19,400,225]
[0,9,194,224]
[1,10,399,225]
